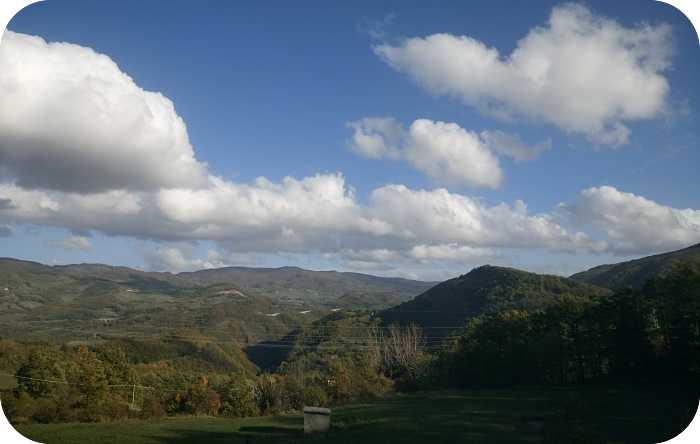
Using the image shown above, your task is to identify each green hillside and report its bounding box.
[0,258,431,335]
[570,243,700,290]
[179,266,434,309]
[381,265,610,334]
[0,259,291,340]
[0,258,431,370]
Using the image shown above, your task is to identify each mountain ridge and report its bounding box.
[381,264,612,335]
[570,243,700,290]
[180,265,435,309]
[0,257,433,286]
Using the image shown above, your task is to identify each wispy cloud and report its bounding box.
[357,13,396,40]
[48,235,93,251]
[373,4,673,145]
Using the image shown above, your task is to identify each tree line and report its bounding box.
[425,264,700,390]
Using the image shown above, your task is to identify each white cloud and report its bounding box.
[348,117,503,188]
[0,185,146,235]
[405,119,502,187]
[357,13,396,40]
[0,173,390,251]
[374,3,672,145]
[347,117,403,159]
[332,245,501,281]
[156,173,393,244]
[48,235,93,251]
[409,244,496,262]
[0,171,606,256]
[337,248,403,263]
[0,31,207,192]
[370,184,606,253]
[480,130,551,162]
[141,245,229,273]
[4,170,696,270]
[325,245,498,281]
[562,186,700,255]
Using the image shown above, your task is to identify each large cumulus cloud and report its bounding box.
[562,186,700,255]
[0,31,207,192]
[0,173,605,255]
[374,4,672,145]
[348,117,550,188]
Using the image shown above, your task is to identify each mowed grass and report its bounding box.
[13,387,697,444]
[0,373,17,390]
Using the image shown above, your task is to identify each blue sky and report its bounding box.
[0,0,698,280]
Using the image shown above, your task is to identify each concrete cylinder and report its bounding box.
[304,406,331,433]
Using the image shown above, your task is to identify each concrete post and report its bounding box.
[303,406,331,433]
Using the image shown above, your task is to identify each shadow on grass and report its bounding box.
[238,425,302,436]
[153,428,301,444]
[152,416,304,444]
[15,387,698,444]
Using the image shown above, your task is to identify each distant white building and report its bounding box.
[216,289,247,298]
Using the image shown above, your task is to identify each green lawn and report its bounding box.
[0,373,17,390]
[13,387,697,444]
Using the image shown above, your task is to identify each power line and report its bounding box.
[12,303,489,326]
[0,327,459,394]
[0,371,151,389]
[37,326,464,344]
[16,318,470,330]
[0,329,459,351]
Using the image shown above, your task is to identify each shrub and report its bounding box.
[303,385,328,407]
[219,377,258,417]
[184,379,220,415]
[256,374,285,414]
[139,393,166,419]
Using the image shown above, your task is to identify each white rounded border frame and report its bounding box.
[0,0,697,443]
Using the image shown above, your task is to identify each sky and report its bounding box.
[0,0,699,280]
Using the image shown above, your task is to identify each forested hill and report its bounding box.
[179,266,435,309]
[0,257,433,346]
[0,257,193,291]
[570,243,700,290]
[381,265,610,334]
[0,258,432,310]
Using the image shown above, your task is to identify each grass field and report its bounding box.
[12,387,697,444]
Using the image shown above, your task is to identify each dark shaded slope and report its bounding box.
[382,265,610,335]
[570,243,700,290]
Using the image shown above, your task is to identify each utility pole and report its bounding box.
[301,331,305,408]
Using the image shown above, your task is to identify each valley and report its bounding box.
[1,243,699,443]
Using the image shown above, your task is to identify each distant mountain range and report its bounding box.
[2,242,698,354]
[570,243,700,290]
[0,258,432,346]
[0,258,433,309]
[180,266,435,309]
